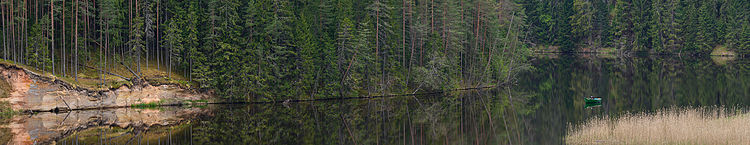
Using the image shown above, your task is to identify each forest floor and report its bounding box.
[0,58,193,91]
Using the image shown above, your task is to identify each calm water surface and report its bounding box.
[5,54,750,144]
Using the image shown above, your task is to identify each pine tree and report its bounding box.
[26,23,46,68]
[367,0,392,94]
[142,0,154,69]
[239,0,265,100]
[613,0,634,52]
[128,0,146,77]
[738,22,750,54]
[650,0,668,52]
[665,0,684,52]
[631,0,652,51]
[266,0,297,97]
[183,3,200,82]
[697,0,717,52]
[163,14,182,78]
[296,13,317,98]
[0,0,540,100]
[592,0,612,48]
[336,17,357,92]
[723,0,742,50]
[681,0,700,53]
[212,0,242,98]
[570,0,594,48]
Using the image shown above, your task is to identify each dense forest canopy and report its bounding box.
[0,0,529,101]
[524,0,750,54]
[1,0,748,101]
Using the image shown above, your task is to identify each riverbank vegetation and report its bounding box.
[567,107,750,144]
[0,0,530,101]
[0,102,14,121]
[0,78,12,120]
[523,0,750,55]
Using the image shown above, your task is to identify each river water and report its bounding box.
[2,54,750,144]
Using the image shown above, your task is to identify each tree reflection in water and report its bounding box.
[5,55,750,144]
[30,89,534,145]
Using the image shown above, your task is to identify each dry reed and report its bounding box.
[566,107,750,144]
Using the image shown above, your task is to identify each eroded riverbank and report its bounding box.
[0,63,215,112]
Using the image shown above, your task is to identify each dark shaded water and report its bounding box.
[6,55,750,144]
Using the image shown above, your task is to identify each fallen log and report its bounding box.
[118,61,141,80]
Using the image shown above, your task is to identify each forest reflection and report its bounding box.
[8,55,750,144]
[211,90,535,145]
[49,89,536,145]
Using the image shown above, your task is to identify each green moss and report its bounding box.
[131,101,162,108]
[0,102,16,122]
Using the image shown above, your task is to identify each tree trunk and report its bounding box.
[156,0,159,71]
[2,0,6,60]
[8,0,11,61]
[375,0,380,94]
[409,0,414,78]
[430,0,434,33]
[475,1,480,75]
[107,22,111,85]
[402,0,406,74]
[375,1,379,62]
[51,0,55,75]
[62,0,66,76]
[68,0,73,77]
[144,0,147,71]
[14,0,17,63]
[22,0,26,65]
[128,0,131,75]
[10,0,14,63]
[136,0,140,75]
[85,0,89,67]
[75,0,79,82]
[25,0,29,65]
[100,0,104,84]
[166,4,170,78]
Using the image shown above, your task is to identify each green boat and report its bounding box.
[585,96,602,104]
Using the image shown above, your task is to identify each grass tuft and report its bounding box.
[0,101,16,121]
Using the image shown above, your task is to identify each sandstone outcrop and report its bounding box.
[0,63,214,112]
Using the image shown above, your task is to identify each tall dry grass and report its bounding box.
[566,107,750,144]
